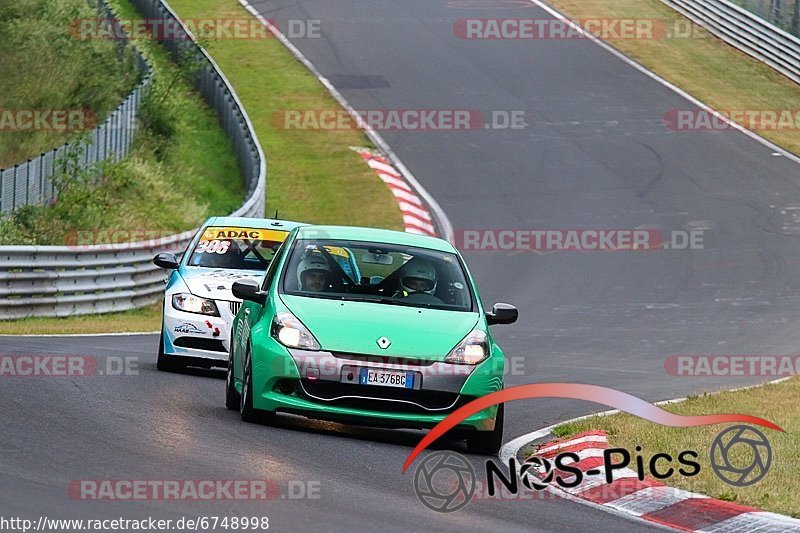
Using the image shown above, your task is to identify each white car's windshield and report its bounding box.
[280,239,474,311]
[187,226,289,271]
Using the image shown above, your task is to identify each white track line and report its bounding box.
[0,331,159,338]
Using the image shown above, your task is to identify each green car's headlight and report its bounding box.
[271,312,321,351]
[172,293,219,316]
[445,329,489,365]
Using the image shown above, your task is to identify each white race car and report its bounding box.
[152,216,304,371]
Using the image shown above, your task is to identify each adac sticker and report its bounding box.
[200,227,289,242]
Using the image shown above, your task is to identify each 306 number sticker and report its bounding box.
[196,240,231,254]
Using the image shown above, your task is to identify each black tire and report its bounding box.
[225,346,240,411]
[240,349,274,424]
[466,403,504,455]
[156,328,183,373]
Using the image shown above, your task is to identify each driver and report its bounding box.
[397,259,437,297]
[297,255,331,292]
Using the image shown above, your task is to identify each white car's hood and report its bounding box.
[180,267,264,302]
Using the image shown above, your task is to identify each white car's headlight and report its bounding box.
[271,312,320,351]
[445,329,489,365]
[172,293,219,316]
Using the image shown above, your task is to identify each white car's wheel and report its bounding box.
[156,318,183,373]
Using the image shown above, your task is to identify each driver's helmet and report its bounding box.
[296,254,331,289]
[399,259,437,295]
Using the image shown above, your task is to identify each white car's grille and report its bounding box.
[229,301,242,315]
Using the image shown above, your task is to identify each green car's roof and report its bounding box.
[296,225,454,253]
[203,216,305,231]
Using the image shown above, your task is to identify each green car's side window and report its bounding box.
[261,239,289,292]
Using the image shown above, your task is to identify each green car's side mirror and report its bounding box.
[486,303,518,325]
[232,279,266,304]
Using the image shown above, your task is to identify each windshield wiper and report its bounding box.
[341,295,399,304]
[342,296,434,308]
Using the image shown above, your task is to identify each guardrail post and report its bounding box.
[11,165,17,211]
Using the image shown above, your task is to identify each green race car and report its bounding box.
[226,225,518,454]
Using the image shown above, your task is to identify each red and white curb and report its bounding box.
[526,431,800,532]
[353,148,437,237]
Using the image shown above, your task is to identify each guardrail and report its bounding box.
[0,0,151,215]
[661,0,800,84]
[0,0,266,320]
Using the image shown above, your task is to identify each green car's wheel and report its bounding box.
[466,403,504,455]
[156,325,183,373]
[225,345,240,411]
[240,349,275,424]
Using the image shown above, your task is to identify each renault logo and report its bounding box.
[377,336,391,349]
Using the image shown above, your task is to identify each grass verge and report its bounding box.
[552,377,799,517]
[547,0,800,155]
[0,303,162,335]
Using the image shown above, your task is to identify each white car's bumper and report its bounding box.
[162,299,242,364]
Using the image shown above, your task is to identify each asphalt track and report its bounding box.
[3,0,800,531]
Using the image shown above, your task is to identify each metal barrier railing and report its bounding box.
[662,0,800,84]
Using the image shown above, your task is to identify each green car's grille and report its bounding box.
[331,353,437,367]
[296,380,473,414]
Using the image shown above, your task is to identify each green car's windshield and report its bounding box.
[280,239,474,311]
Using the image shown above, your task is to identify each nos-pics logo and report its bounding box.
[413,425,772,513]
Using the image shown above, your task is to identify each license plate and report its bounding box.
[359,368,414,389]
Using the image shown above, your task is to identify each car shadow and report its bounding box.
[153,361,471,454]
[179,366,227,379]
[143,362,227,380]
[247,409,469,454]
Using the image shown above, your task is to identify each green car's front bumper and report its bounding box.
[245,336,503,432]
